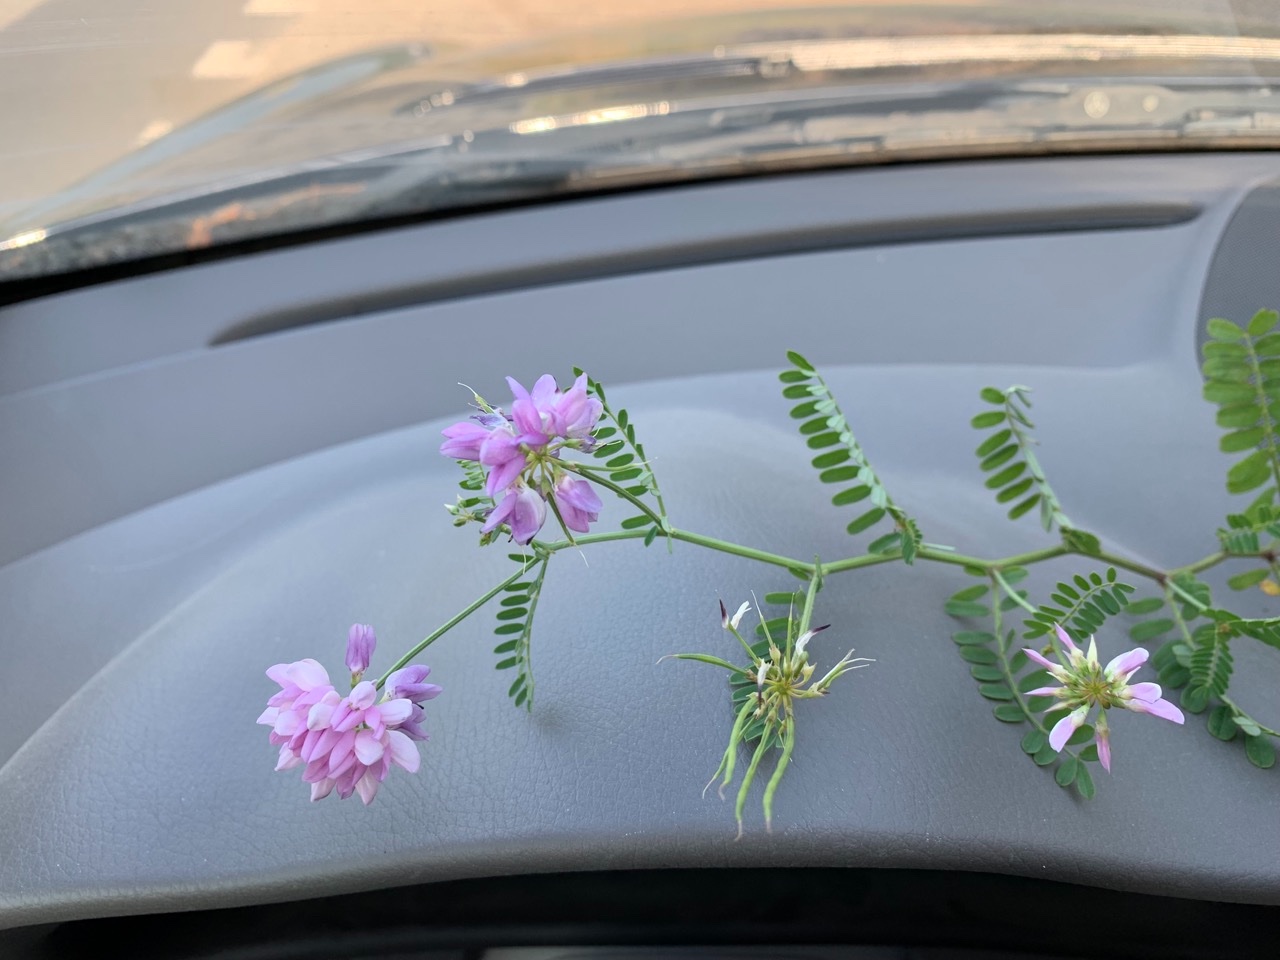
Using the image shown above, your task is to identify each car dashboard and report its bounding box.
[1,153,1279,958]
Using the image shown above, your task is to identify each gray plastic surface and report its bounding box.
[1,155,1279,931]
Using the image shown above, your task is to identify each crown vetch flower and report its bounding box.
[260,628,441,804]
[1023,624,1184,771]
[440,373,606,542]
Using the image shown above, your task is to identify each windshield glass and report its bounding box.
[2,1,1280,282]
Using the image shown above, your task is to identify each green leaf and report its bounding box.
[1033,743,1058,766]
[995,477,1035,503]
[1008,494,1041,521]
[1227,568,1271,591]
[1066,724,1095,747]
[960,645,998,665]
[1245,734,1277,768]
[1227,449,1272,494]
[494,657,519,670]
[979,445,1019,471]
[1204,381,1259,405]
[970,665,1004,681]
[785,350,815,373]
[976,429,1013,457]
[1054,756,1080,786]
[953,630,997,645]
[1129,619,1174,642]
[1181,684,1211,714]
[1125,596,1165,616]
[1206,317,1245,341]
[979,387,1007,404]
[1207,705,1238,741]
[832,485,872,506]
[806,431,840,449]
[992,704,1026,723]
[1248,308,1279,337]
[781,383,814,399]
[1216,403,1262,429]
[1021,730,1047,754]
[947,600,991,618]
[819,465,861,483]
[950,584,990,603]
[1074,762,1096,799]
[985,462,1028,490]
[779,369,811,383]
[1079,744,1099,762]
[811,449,850,469]
[971,410,1006,429]
[846,507,886,535]
[1221,427,1266,453]
[620,515,653,530]
[979,683,1015,701]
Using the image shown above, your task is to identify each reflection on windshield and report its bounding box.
[2,1,1280,283]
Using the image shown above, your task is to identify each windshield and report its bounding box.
[2,1,1280,283]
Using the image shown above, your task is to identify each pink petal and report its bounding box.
[273,710,301,737]
[1025,686,1066,698]
[386,729,420,773]
[1054,624,1080,654]
[285,659,330,690]
[257,706,280,726]
[307,691,340,730]
[310,779,335,802]
[348,681,377,710]
[1104,648,1149,680]
[327,730,356,774]
[530,373,558,405]
[1049,709,1084,752]
[485,455,525,499]
[1022,647,1059,672]
[375,698,412,727]
[355,771,380,805]
[276,745,302,771]
[265,663,293,687]
[1128,697,1185,724]
[354,729,385,765]
[1097,730,1112,773]
[1127,681,1162,703]
[330,701,361,733]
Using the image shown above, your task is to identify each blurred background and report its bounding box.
[0,1,1272,222]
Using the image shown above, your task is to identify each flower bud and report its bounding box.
[345,623,376,675]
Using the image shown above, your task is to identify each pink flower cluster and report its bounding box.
[440,374,604,544]
[258,626,441,804]
[1025,625,1183,772]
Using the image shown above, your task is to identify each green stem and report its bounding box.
[374,559,537,688]
[991,575,1049,737]
[575,466,664,528]
[1167,577,1210,613]
[1176,551,1229,577]
[797,564,821,639]
[992,569,1038,615]
[1221,696,1280,738]
[1087,547,1165,582]
[668,528,816,574]
[734,730,773,840]
[762,720,797,832]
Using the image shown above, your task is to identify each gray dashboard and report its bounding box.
[2,154,1279,947]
